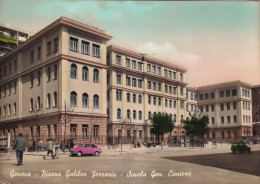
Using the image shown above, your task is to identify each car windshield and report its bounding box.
[75,144,84,147]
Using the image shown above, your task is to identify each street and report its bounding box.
[0,146,260,184]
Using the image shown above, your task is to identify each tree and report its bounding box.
[151,112,174,148]
[181,112,210,147]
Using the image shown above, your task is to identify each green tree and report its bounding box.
[181,113,210,147]
[151,112,174,147]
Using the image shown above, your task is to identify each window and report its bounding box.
[116,55,121,65]
[53,37,58,52]
[148,112,152,120]
[132,78,136,87]
[81,41,89,55]
[82,93,88,107]
[116,74,121,84]
[147,64,151,72]
[70,64,77,79]
[133,110,136,119]
[169,71,172,78]
[54,64,58,80]
[37,71,41,85]
[234,115,237,123]
[209,92,214,99]
[180,73,183,81]
[47,67,51,82]
[206,105,209,112]
[139,111,142,120]
[219,91,224,98]
[226,90,230,97]
[133,94,136,103]
[211,105,214,111]
[47,41,52,55]
[126,76,131,86]
[93,95,99,108]
[127,110,131,119]
[169,100,172,108]
[138,95,142,104]
[30,50,34,64]
[117,109,121,119]
[233,102,236,109]
[36,96,40,111]
[8,104,11,116]
[148,96,151,104]
[221,104,224,111]
[169,86,172,94]
[153,97,156,105]
[47,93,51,108]
[232,89,237,96]
[227,103,230,110]
[148,81,151,89]
[8,83,11,95]
[14,60,17,71]
[152,65,156,73]
[199,94,203,100]
[173,87,177,94]
[153,82,156,90]
[165,85,168,93]
[186,93,189,101]
[158,98,161,106]
[70,91,77,106]
[132,60,136,69]
[227,116,230,123]
[212,117,215,124]
[3,106,6,117]
[242,89,245,96]
[30,74,34,88]
[205,93,209,100]
[221,116,224,124]
[165,99,168,107]
[127,93,130,102]
[138,62,142,70]
[93,125,99,138]
[37,46,41,60]
[138,79,143,88]
[158,67,161,75]
[93,69,99,82]
[200,106,203,112]
[174,100,176,108]
[70,124,77,137]
[82,125,88,137]
[70,37,78,52]
[9,63,12,74]
[158,83,161,91]
[180,88,183,96]
[126,58,130,67]
[53,92,57,107]
[116,90,122,101]
[30,98,33,112]
[4,86,6,97]
[164,69,168,77]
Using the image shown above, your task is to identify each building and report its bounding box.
[197,81,253,141]
[0,24,30,57]
[106,45,188,144]
[0,17,112,146]
[252,85,260,136]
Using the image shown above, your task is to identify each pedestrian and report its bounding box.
[32,139,36,151]
[13,133,27,166]
[69,140,74,151]
[39,139,43,151]
[53,143,59,159]
[43,140,55,160]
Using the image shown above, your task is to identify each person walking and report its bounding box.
[43,140,54,160]
[13,133,27,166]
[39,139,43,151]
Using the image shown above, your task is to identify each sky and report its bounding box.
[0,0,259,87]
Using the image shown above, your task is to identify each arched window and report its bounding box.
[30,98,33,112]
[158,98,161,106]
[139,111,142,120]
[70,64,77,79]
[82,93,88,107]
[37,96,40,110]
[221,116,224,124]
[37,71,41,85]
[47,93,51,108]
[148,96,151,104]
[47,67,51,81]
[212,117,215,124]
[133,94,136,103]
[133,110,136,119]
[233,115,237,123]
[70,91,77,106]
[117,108,121,119]
[153,97,156,105]
[82,66,88,81]
[93,69,99,82]
[53,92,57,107]
[174,114,176,122]
[54,64,58,80]
[127,109,131,119]
[233,102,237,110]
[138,95,142,104]
[174,100,176,108]
[127,93,131,102]
[148,111,152,120]
[165,99,168,107]
[169,100,172,108]
[116,90,122,101]
[93,95,99,108]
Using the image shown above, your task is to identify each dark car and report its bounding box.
[231,141,251,154]
[146,142,156,148]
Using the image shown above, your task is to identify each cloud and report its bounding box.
[136,42,200,66]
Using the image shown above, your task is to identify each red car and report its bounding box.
[70,142,102,157]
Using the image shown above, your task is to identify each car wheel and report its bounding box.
[77,152,82,157]
[94,151,100,156]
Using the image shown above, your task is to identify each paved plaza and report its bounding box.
[0,145,260,184]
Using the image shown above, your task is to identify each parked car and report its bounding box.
[231,141,251,154]
[70,142,102,157]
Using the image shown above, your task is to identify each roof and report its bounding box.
[197,80,253,90]
[107,45,187,72]
[0,16,112,61]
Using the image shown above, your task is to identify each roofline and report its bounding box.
[0,23,30,35]
[107,45,187,72]
[187,87,198,91]
[197,80,254,90]
[0,16,112,61]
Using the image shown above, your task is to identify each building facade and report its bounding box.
[197,81,253,141]
[0,24,30,57]
[0,17,112,146]
[252,85,260,136]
